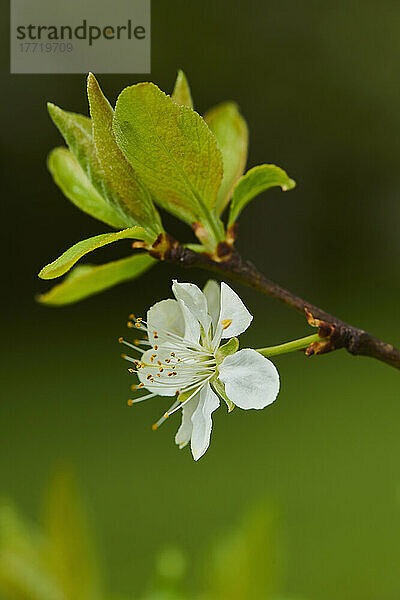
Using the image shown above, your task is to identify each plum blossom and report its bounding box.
[121,280,280,460]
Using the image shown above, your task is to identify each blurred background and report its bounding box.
[1,0,399,598]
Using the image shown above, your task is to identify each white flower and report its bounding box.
[121,280,280,461]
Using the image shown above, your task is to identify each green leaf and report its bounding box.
[87,73,163,239]
[205,102,248,215]
[113,82,225,248]
[207,504,278,600]
[48,102,95,176]
[48,147,128,229]
[171,70,193,108]
[47,102,133,229]
[38,226,149,280]
[43,469,102,600]
[38,254,155,306]
[0,500,63,600]
[228,164,296,226]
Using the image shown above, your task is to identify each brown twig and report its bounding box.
[161,243,400,370]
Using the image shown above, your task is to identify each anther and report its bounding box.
[128,368,135,373]
[221,318,232,330]
[118,337,124,343]
[121,353,127,359]
[138,383,144,388]
[147,374,152,380]
[152,423,158,431]
[130,384,138,390]
[154,345,159,350]
[135,322,141,328]
[127,399,134,406]
[129,313,135,320]
[127,321,134,328]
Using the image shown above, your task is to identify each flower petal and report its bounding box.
[203,279,221,331]
[147,299,184,347]
[218,349,279,409]
[179,300,201,343]
[190,383,220,461]
[219,282,253,339]
[172,280,211,334]
[175,395,200,449]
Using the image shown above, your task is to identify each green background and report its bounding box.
[1,0,399,597]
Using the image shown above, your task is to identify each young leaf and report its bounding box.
[113,82,225,247]
[228,164,296,226]
[48,147,128,229]
[171,69,193,108]
[43,469,102,600]
[0,500,62,600]
[38,227,149,280]
[48,102,96,177]
[87,73,163,238]
[47,102,133,228]
[207,505,278,600]
[37,254,155,306]
[205,102,248,216]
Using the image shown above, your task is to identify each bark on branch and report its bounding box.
[162,244,400,370]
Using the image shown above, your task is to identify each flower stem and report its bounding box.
[256,333,325,357]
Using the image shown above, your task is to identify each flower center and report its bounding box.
[120,314,218,420]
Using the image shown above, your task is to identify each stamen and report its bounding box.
[152,399,181,430]
[165,382,207,417]
[120,339,144,354]
[134,338,150,346]
[128,392,157,404]
[122,355,141,365]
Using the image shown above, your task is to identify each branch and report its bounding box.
[163,244,400,370]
